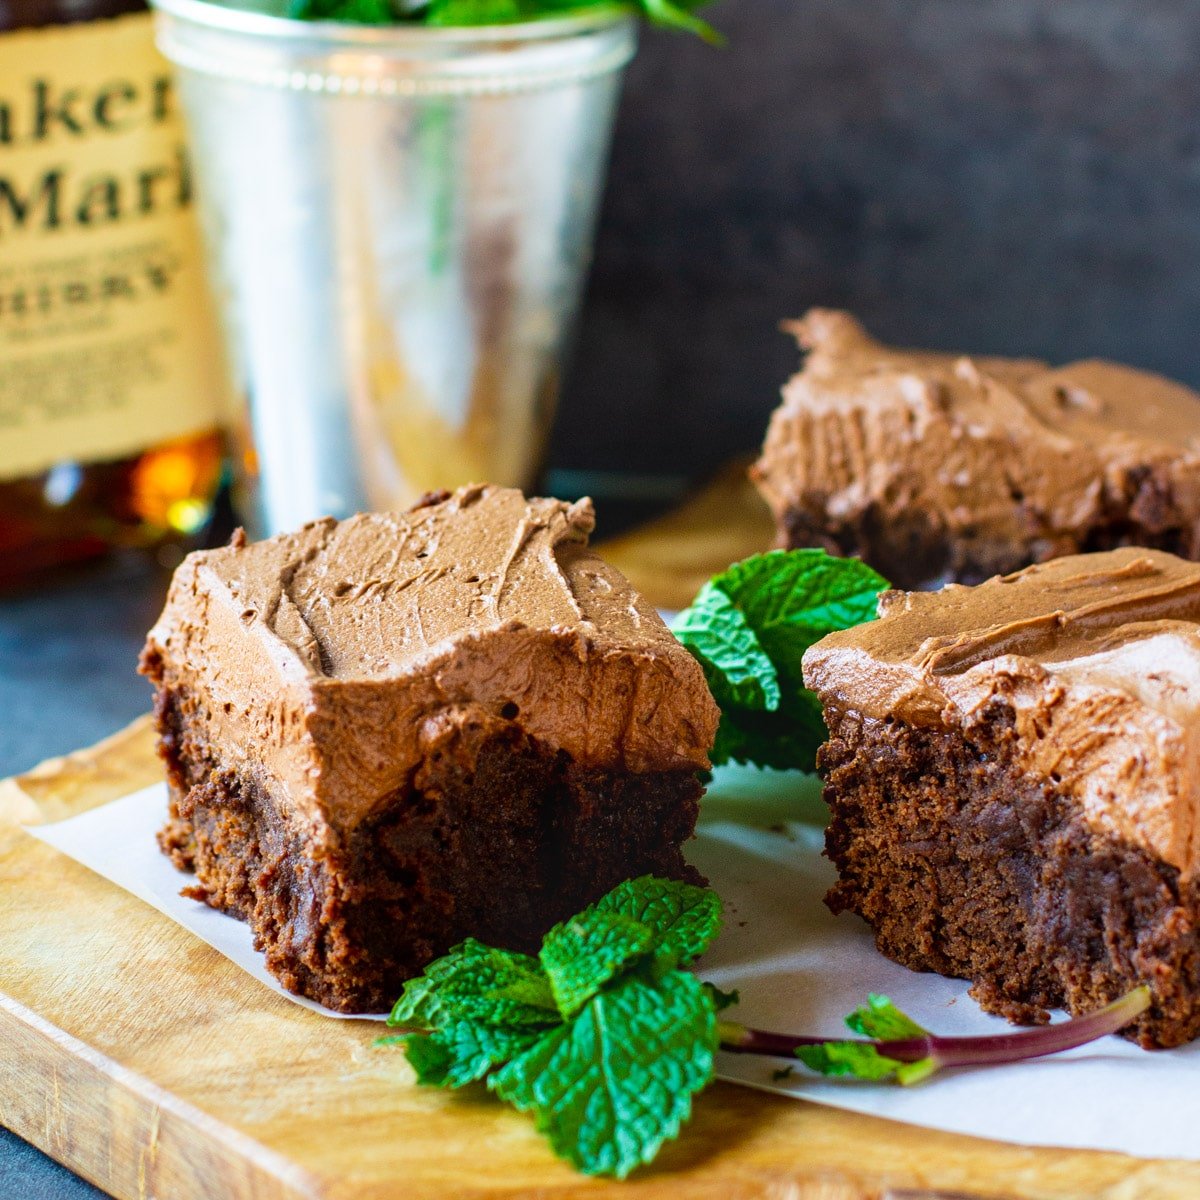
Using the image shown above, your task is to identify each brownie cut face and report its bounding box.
[139,484,719,1013]
[752,309,1200,590]
[803,547,1200,1049]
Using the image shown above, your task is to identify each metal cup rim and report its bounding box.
[150,0,635,46]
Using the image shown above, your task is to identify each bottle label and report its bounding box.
[0,12,227,482]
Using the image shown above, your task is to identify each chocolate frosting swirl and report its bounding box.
[144,485,719,841]
[804,547,1200,875]
[753,310,1200,582]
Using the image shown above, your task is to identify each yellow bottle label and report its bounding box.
[0,12,227,482]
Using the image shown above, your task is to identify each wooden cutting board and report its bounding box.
[596,458,779,611]
[1,720,1197,1200]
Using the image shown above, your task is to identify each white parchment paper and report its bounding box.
[28,766,1200,1160]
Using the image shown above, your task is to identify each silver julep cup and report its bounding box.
[152,0,637,536]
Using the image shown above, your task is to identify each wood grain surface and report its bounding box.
[1,719,1197,1199]
[596,458,777,610]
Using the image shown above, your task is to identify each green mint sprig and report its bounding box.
[380,876,729,1179]
[380,878,1152,1177]
[288,0,723,44]
[722,988,1152,1088]
[672,549,890,772]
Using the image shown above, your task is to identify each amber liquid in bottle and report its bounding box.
[0,0,225,588]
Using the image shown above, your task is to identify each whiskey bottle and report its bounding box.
[0,0,227,588]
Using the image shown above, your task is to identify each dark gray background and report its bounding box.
[554,0,1200,486]
[7,0,1200,1192]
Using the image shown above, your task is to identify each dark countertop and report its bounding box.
[0,555,173,1200]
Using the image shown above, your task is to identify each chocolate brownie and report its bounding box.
[140,484,719,1012]
[752,310,1200,590]
[803,547,1200,1048]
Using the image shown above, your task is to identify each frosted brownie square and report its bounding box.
[804,547,1200,1048]
[140,485,718,1012]
[753,310,1200,590]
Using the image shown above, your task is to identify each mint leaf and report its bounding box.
[381,879,728,1177]
[845,994,929,1042]
[287,0,722,40]
[672,585,780,712]
[673,549,890,773]
[796,1040,937,1087]
[894,1058,939,1085]
[489,970,717,1178]
[437,1021,547,1086]
[704,982,739,1012]
[396,1022,547,1088]
[538,878,724,1018]
[796,1041,919,1083]
[589,875,722,968]
[711,686,828,774]
[638,0,723,43]
[383,888,1151,1179]
[397,1030,457,1085]
[540,911,653,1019]
[425,0,524,24]
[286,0,393,22]
[716,550,888,682]
[389,939,558,1029]
[389,975,445,1026]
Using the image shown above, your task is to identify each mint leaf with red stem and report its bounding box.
[380,877,1152,1177]
[719,988,1153,1087]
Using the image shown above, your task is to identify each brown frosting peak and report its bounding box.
[193,484,672,681]
[804,547,1200,875]
[752,310,1200,586]
[144,485,718,839]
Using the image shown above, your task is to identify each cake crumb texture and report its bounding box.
[140,485,717,1011]
[819,707,1200,1049]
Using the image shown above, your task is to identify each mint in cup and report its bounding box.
[289,0,724,44]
